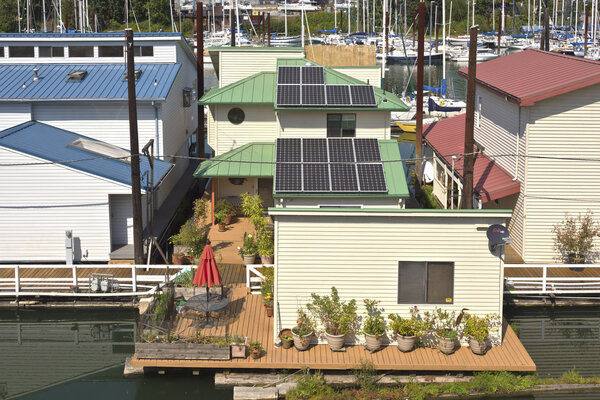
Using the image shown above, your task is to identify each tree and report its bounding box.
[0,0,18,32]
[148,0,172,27]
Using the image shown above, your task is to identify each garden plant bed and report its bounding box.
[135,342,231,360]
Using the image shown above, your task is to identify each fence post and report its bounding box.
[132,266,137,293]
[14,265,19,294]
[246,265,250,289]
[542,266,547,293]
[72,265,77,286]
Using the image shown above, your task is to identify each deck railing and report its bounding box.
[504,264,600,295]
[245,263,274,294]
[0,264,187,297]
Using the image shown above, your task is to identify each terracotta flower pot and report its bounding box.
[224,214,233,225]
[395,334,416,352]
[218,223,226,232]
[325,332,346,351]
[364,333,383,352]
[468,337,489,355]
[265,306,273,317]
[242,254,256,265]
[171,253,186,265]
[438,337,457,355]
[251,349,261,359]
[260,255,274,264]
[292,330,312,351]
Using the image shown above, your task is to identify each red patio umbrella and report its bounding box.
[193,243,223,301]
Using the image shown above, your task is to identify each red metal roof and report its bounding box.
[423,114,521,203]
[458,50,600,106]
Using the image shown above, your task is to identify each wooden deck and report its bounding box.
[504,264,600,295]
[132,263,536,372]
[504,265,600,279]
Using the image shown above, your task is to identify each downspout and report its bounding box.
[514,106,520,181]
[152,101,160,157]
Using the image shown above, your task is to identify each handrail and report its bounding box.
[246,263,274,294]
[505,263,600,295]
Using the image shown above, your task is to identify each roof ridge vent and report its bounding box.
[68,70,88,81]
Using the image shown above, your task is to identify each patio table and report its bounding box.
[185,291,230,328]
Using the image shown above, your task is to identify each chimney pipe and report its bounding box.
[33,68,39,81]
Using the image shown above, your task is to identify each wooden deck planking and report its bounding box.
[504,266,600,279]
[132,266,536,372]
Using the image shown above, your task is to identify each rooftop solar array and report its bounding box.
[276,66,377,107]
[274,138,388,193]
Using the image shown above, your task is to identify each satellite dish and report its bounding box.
[423,161,434,184]
[487,224,511,246]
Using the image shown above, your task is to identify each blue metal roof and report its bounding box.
[0,121,173,189]
[0,32,183,38]
[0,63,181,101]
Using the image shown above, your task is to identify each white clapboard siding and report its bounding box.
[207,106,217,150]
[215,105,278,155]
[524,84,600,263]
[278,111,390,139]
[273,211,507,342]
[331,67,382,87]
[218,50,304,87]
[0,147,131,262]
[32,102,159,151]
[0,103,31,130]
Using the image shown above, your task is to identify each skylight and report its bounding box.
[67,70,87,81]
[69,137,131,164]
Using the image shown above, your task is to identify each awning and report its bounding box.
[194,142,274,178]
[423,114,521,203]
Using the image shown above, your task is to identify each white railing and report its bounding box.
[0,264,187,297]
[245,264,274,294]
[505,264,600,295]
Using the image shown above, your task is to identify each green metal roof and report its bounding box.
[193,142,274,178]
[273,139,409,199]
[200,72,276,105]
[207,46,304,52]
[199,58,409,112]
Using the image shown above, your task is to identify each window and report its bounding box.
[228,108,245,125]
[397,261,454,304]
[39,46,64,57]
[69,46,94,57]
[327,114,356,137]
[0,47,5,57]
[9,46,34,57]
[99,46,123,57]
[69,137,130,164]
[134,46,154,56]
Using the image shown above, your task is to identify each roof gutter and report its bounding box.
[268,207,513,218]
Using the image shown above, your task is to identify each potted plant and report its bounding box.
[389,306,430,352]
[553,210,600,264]
[307,287,358,351]
[214,209,229,232]
[229,334,248,358]
[291,309,314,351]
[171,251,188,265]
[248,340,263,359]
[237,232,257,265]
[215,198,236,224]
[175,300,187,314]
[425,308,461,355]
[463,314,492,355]
[260,268,274,317]
[257,232,274,264]
[280,332,294,349]
[362,299,386,352]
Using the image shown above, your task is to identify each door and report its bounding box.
[258,179,274,208]
[109,194,133,247]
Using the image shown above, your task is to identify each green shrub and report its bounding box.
[352,360,379,391]
[560,368,586,384]
[470,371,537,393]
[287,369,333,400]
[307,287,359,336]
[362,299,386,337]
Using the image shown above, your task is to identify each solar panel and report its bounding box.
[326,85,351,106]
[302,138,328,162]
[277,85,301,106]
[354,138,381,162]
[303,163,330,192]
[328,138,355,163]
[278,66,301,84]
[275,163,303,192]
[350,85,377,106]
[357,164,387,192]
[276,138,301,162]
[301,85,326,106]
[301,66,325,84]
[330,164,359,191]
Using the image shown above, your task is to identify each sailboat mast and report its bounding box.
[43,0,47,31]
[284,0,287,36]
[472,0,475,26]
[17,0,21,32]
[347,0,350,34]
[575,0,578,38]
[467,0,469,29]
[442,0,446,85]
[502,0,505,34]
[381,0,387,88]
[372,0,375,34]
[235,0,240,45]
[493,0,495,32]
[301,5,305,47]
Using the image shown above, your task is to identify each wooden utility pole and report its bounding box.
[267,14,271,46]
[544,7,550,50]
[497,10,502,55]
[584,8,589,55]
[415,1,425,185]
[125,28,144,265]
[197,2,205,159]
[461,25,477,210]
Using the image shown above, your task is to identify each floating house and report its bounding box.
[0,32,198,262]
[424,50,600,263]
[195,48,512,345]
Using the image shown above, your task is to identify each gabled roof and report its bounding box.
[423,114,521,203]
[458,50,600,106]
[0,63,181,101]
[194,142,275,178]
[201,72,276,105]
[0,121,173,188]
[199,58,409,112]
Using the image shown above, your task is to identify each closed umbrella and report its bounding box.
[193,243,222,303]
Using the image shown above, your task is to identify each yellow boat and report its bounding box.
[396,130,416,142]
[396,121,417,133]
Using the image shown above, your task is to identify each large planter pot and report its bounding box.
[218,223,226,232]
[224,214,233,225]
[468,337,489,355]
[265,306,273,317]
[231,337,248,358]
[279,329,293,349]
[325,332,346,351]
[395,334,416,352]
[364,333,384,352]
[260,255,274,264]
[292,330,312,351]
[438,337,457,355]
[242,254,257,265]
[171,253,187,265]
